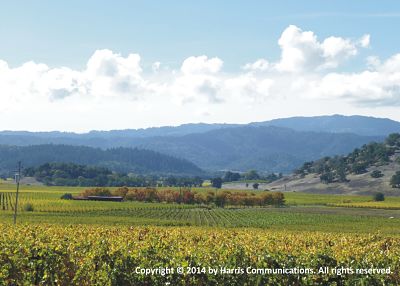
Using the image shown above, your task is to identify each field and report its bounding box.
[1,181,400,284]
[1,225,400,285]
[0,183,399,233]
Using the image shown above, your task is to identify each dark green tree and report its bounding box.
[244,170,260,180]
[386,133,400,146]
[223,171,241,182]
[373,192,385,201]
[390,171,400,188]
[370,170,384,178]
[211,177,223,189]
[320,171,334,184]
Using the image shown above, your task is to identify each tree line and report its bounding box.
[295,133,400,188]
[78,187,285,208]
[24,163,205,187]
[0,144,203,176]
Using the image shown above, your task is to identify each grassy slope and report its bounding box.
[265,162,400,196]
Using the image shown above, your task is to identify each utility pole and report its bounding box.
[13,161,22,225]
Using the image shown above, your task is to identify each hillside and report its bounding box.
[265,133,400,195]
[0,145,203,176]
[1,115,399,173]
[0,128,383,174]
[253,114,400,136]
[1,115,399,142]
[130,126,381,173]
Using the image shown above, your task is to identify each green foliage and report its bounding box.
[244,170,260,180]
[320,172,334,184]
[0,144,203,176]
[390,171,400,188]
[373,192,385,201]
[386,133,400,147]
[252,183,259,189]
[223,171,241,182]
[80,187,286,208]
[60,193,73,200]
[162,176,203,187]
[211,177,222,189]
[215,192,227,208]
[351,162,368,174]
[81,188,113,197]
[22,203,34,212]
[0,225,399,285]
[25,163,204,187]
[223,171,281,183]
[295,133,400,184]
[370,170,384,178]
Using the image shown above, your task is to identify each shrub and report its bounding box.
[390,171,400,188]
[370,170,384,178]
[60,193,73,200]
[215,193,227,208]
[113,187,129,197]
[320,172,334,184]
[81,188,112,197]
[373,192,385,202]
[23,203,34,212]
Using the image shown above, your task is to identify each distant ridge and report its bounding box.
[0,115,398,173]
[1,115,399,138]
[252,115,400,136]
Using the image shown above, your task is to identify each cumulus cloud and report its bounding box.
[1,25,400,131]
[242,59,269,72]
[313,54,400,105]
[275,25,368,72]
[181,55,223,74]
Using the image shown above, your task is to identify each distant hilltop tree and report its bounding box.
[294,133,400,184]
[390,171,400,188]
[370,170,384,178]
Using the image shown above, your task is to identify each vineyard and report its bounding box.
[328,200,400,210]
[1,183,400,284]
[0,225,399,285]
[0,192,14,210]
[0,186,400,233]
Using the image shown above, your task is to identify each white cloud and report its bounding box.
[359,34,371,48]
[312,54,400,105]
[275,25,368,72]
[181,55,223,74]
[0,26,400,131]
[152,61,161,72]
[242,59,269,71]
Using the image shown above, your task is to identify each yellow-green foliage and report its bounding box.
[328,201,400,210]
[0,225,399,285]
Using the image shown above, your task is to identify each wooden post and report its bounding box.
[13,161,21,225]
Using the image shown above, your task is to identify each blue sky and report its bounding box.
[1,1,400,131]
[1,1,399,70]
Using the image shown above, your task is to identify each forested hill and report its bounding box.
[0,145,203,176]
[252,115,400,136]
[1,115,398,173]
[295,133,400,183]
[131,126,383,173]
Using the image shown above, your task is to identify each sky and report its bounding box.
[1,1,400,132]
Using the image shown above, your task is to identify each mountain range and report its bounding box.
[1,115,400,174]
